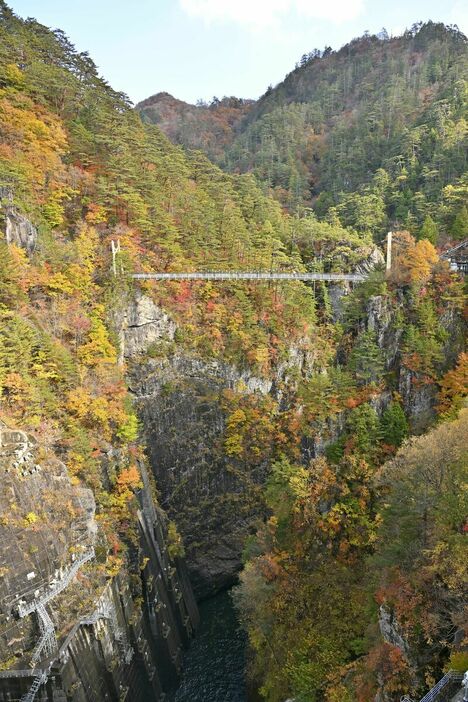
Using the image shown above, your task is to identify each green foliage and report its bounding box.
[401,297,448,378]
[346,404,380,459]
[374,410,467,625]
[451,204,468,239]
[380,402,408,448]
[0,242,25,306]
[144,23,468,243]
[344,270,387,328]
[418,214,438,244]
[0,7,466,696]
[167,521,185,558]
[349,330,385,385]
[116,413,139,443]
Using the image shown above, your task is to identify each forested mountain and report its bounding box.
[137,92,253,163]
[139,23,468,243]
[0,4,466,702]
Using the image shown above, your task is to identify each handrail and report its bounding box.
[401,671,464,702]
[30,604,56,667]
[15,545,95,699]
[131,271,365,282]
[20,672,48,702]
[440,239,468,258]
[18,548,95,618]
[419,670,463,702]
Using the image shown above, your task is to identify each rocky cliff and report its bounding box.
[0,424,198,702]
[123,294,275,597]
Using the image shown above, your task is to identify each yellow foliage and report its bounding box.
[66,387,91,418]
[4,63,25,88]
[0,91,67,199]
[42,188,72,228]
[45,271,75,296]
[407,239,439,282]
[224,433,244,457]
[78,316,117,367]
[389,231,439,285]
[85,203,107,224]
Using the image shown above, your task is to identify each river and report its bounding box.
[174,589,248,702]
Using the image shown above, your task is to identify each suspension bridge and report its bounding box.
[131,271,366,282]
[111,234,468,282]
[110,239,369,282]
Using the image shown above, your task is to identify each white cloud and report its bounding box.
[179,0,365,28]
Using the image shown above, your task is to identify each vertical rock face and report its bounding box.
[0,425,199,702]
[123,295,276,597]
[128,353,271,597]
[365,293,464,432]
[124,277,464,599]
[0,188,37,254]
[378,605,410,657]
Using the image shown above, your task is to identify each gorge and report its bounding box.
[0,5,466,702]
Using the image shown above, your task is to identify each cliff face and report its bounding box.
[365,292,464,431]
[123,295,274,597]
[123,293,323,597]
[0,188,37,254]
[0,425,199,702]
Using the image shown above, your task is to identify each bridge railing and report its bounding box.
[131,271,366,282]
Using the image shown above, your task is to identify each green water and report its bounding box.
[175,590,248,702]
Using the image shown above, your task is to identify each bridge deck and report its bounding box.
[131,271,366,282]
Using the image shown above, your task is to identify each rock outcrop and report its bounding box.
[1,188,37,254]
[0,424,199,702]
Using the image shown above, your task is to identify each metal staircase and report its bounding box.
[19,672,48,702]
[82,600,134,665]
[18,548,95,618]
[17,548,96,702]
[400,671,465,702]
[30,603,56,667]
[106,602,134,664]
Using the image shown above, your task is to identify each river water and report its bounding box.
[174,589,248,702]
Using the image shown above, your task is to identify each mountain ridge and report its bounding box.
[137,22,468,243]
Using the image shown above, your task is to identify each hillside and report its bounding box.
[139,23,468,243]
[137,92,253,163]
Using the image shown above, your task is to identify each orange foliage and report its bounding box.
[356,642,412,702]
[437,352,468,414]
[116,465,142,494]
[389,231,439,285]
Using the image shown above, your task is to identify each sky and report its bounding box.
[9,0,468,105]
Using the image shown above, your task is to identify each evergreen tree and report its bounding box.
[346,403,380,458]
[380,401,408,448]
[451,205,468,240]
[349,331,385,385]
[418,214,438,244]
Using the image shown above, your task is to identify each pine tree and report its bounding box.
[346,403,380,458]
[418,214,438,244]
[349,331,385,385]
[451,205,468,240]
[380,402,408,448]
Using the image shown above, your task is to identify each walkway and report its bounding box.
[131,271,365,282]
